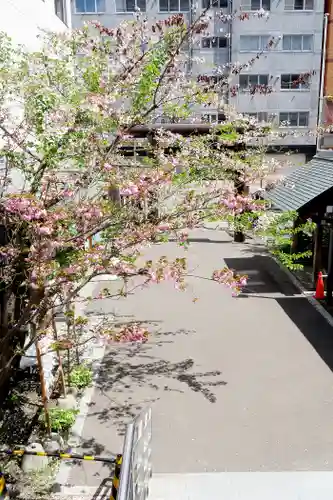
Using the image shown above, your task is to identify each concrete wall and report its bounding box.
[0,0,71,50]
[0,0,71,192]
[71,0,187,27]
[231,0,325,146]
[324,0,333,96]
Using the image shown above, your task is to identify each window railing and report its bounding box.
[241,0,270,10]
[239,35,271,52]
[279,111,309,127]
[202,0,228,8]
[285,0,314,10]
[75,0,106,13]
[201,36,228,49]
[116,0,146,12]
[159,0,190,12]
[282,34,313,51]
[280,73,310,90]
[239,74,269,90]
[201,113,224,123]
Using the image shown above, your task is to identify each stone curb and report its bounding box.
[272,257,333,329]
[53,342,106,492]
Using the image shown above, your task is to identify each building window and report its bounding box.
[75,0,106,13]
[159,0,190,11]
[241,0,270,10]
[54,0,66,22]
[0,157,6,172]
[282,34,313,51]
[279,111,309,127]
[239,35,270,51]
[201,37,228,49]
[247,112,274,122]
[284,0,313,9]
[202,0,228,8]
[280,73,310,90]
[201,113,224,123]
[239,74,269,89]
[116,0,146,11]
[198,75,225,85]
[160,115,181,123]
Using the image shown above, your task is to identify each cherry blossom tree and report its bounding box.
[0,13,274,388]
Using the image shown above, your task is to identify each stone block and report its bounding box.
[21,443,49,473]
[57,393,77,410]
[43,432,65,453]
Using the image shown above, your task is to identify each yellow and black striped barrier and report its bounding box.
[0,450,123,499]
[0,449,117,464]
[0,471,9,498]
[110,454,122,500]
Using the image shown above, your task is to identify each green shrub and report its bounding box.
[40,408,78,433]
[69,363,93,390]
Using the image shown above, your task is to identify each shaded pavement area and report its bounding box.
[60,228,333,490]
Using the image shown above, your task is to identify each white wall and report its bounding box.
[0,0,71,193]
[0,0,71,50]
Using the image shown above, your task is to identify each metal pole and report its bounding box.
[117,422,135,500]
[317,13,329,152]
[0,449,117,463]
[110,454,123,500]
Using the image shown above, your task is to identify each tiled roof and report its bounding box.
[266,155,333,212]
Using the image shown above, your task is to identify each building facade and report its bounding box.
[71,0,325,151]
[0,0,71,189]
[0,0,71,50]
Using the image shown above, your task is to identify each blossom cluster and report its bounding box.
[0,14,278,363]
[212,268,248,296]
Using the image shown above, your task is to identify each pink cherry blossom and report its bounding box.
[0,18,287,372]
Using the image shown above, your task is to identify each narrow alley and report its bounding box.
[54,227,333,499]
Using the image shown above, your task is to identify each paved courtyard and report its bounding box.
[54,227,333,497]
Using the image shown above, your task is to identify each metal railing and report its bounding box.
[0,406,152,500]
[118,406,152,500]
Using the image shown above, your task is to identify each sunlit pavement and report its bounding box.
[55,227,333,498]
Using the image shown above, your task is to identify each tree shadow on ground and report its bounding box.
[0,372,41,448]
[224,255,298,297]
[67,327,227,474]
[168,237,233,244]
[60,321,227,478]
[95,327,227,413]
[240,243,267,255]
[88,347,227,437]
[276,296,333,373]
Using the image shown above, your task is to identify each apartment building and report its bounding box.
[71,0,325,154]
[232,0,324,149]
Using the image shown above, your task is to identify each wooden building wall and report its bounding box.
[325,0,333,97]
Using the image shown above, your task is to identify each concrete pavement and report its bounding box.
[54,227,333,497]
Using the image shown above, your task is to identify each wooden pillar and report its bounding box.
[291,217,300,253]
[312,221,323,287]
[108,185,121,205]
[233,171,249,243]
[326,226,333,304]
